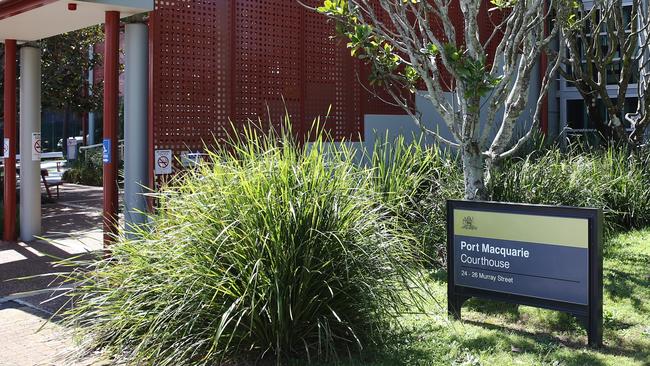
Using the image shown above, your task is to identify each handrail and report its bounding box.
[79,139,124,151]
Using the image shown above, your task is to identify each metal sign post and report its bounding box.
[447,200,603,347]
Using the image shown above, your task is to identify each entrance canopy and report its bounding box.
[0,0,153,245]
[0,0,152,41]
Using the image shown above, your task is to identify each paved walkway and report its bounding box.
[0,184,107,366]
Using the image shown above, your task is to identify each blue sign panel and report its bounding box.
[454,236,588,305]
[103,139,111,164]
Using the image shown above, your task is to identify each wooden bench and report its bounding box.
[41,169,63,200]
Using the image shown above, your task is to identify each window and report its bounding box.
[564,6,637,87]
[559,1,639,136]
[565,97,638,130]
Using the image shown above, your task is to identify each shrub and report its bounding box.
[63,157,102,186]
[369,134,463,266]
[490,144,650,239]
[60,126,427,365]
[369,136,650,262]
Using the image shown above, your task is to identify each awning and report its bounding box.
[0,0,153,41]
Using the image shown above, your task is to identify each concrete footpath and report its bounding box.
[0,184,106,366]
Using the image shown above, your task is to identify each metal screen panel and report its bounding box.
[232,0,303,134]
[150,0,233,158]
[150,0,409,157]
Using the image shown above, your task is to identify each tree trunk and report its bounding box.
[461,141,487,201]
[630,120,648,144]
[586,97,612,142]
[608,114,630,144]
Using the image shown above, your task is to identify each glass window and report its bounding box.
[565,97,638,129]
[566,4,638,87]
[567,100,587,129]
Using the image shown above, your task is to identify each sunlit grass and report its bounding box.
[307,229,650,366]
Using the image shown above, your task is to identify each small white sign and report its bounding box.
[180,151,191,167]
[67,138,78,160]
[31,132,41,161]
[3,138,9,158]
[154,149,173,175]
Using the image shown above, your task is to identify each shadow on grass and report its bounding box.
[603,250,650,313]
[295,324,449,366]
[427,268,447,283]
[463,298,520,321]
[461,318,650,365]
[296,315,649,366]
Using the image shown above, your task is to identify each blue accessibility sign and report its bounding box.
[103,139,111,164]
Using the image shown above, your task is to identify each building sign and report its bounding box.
[154,149,173,175]
[31,132,41,161]
[447,200,603,347]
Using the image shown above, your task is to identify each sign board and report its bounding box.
[447,200,603,347]
[3,138,9,159]
[31,132,41,161]
[67,138,78,160]
[154,149,173,175]
[180,152,206,167]
[180,151,191,167]
[102,139,111,164]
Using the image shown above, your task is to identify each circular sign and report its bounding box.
[158,155,170,169]
[34,139,42,154]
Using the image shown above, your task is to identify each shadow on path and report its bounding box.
[0,184,104,314]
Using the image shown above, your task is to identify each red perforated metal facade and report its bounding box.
[149,0,233,155]
[149,0,405,161]
[148,0,503,161]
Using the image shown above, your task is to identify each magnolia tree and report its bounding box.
[318,0,564,200]
[560,0,650,145]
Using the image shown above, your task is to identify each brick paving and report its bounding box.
[0,184,108,366]
[0,302,104,366]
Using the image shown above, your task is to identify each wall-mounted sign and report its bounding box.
[154,149,173,175]
[31,132,41,161]
[103,139,111,164]
[3,138,9,159]
[447,200,603,347]
[180,151,191,167]
[180,152,206,168]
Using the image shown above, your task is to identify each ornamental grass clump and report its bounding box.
[369,134,463,266]
[491,144,650,239]
[60,125,426,365]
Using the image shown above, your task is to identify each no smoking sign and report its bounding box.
[154,150,173,175]
[32,132,41,161]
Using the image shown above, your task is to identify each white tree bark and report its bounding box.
[322,0,562,199]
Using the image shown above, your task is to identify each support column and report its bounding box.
[103,11,120,246]
[88,46,95,146]
[124,23,149,237]
[19,45,41,241]
[3,40,17,242]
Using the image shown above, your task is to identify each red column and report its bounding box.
[103,11,120,246]
[3,40,17,242]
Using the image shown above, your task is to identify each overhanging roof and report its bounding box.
[0,0,153,42]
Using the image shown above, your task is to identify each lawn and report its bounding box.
[312,228,650,366]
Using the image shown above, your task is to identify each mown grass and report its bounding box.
[303,229,650,366]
